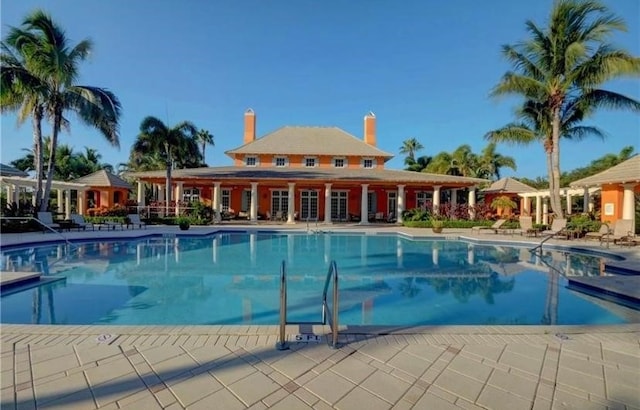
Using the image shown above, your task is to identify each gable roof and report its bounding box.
[0,163,28,177]
[225,126,394,159]
[570,155,640,187]
[481,177,537,193]
[72,170,132,189]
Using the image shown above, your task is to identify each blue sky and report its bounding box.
[1,0,638,179]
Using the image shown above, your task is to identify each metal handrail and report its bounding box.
[1,216,76,249]
[276,260,340,350]
[322,261,339,349]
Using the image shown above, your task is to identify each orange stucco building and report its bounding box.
[128,110,489,224]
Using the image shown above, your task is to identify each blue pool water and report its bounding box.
[1,232,637,326]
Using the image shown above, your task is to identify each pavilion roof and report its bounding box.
[570,155,640,187]
[482,177,537,194]
[0,163,28,178]
[72,170,132,189]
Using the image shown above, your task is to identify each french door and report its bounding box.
[300,190,318,221]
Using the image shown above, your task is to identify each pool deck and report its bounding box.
[1,223,639,409]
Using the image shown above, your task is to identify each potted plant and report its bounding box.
[430,218,444,233]
[176,216,191,231]
[490,195,518,217]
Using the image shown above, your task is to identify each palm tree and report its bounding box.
[476,143,516,180]
[196,129,214,165]
[2,10,122,211]
[1,27,47,208]
[404,155,432,172]
[399,138,424,162]
[131,116,198,214]
[491,0,640,219]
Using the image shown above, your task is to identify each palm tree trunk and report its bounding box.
[202,142,206,164]
[32,108,44,210]
[40,113,61,212]
[550,109,564,219]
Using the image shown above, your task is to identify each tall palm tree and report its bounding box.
[196,129,214,165]
[476,142,517,180]
[491,0,640,219]
[404,155,432,172]
[399,138,424,162]
[2,10,122,211]
[1,29,46,208]
[131,116,198,213]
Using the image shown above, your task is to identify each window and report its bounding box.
[183,188,200,203]
[245,156,257,167]
[416,192,432,209]
[333,158,345,168]
[305,157,317,167]
[363,159,374,169]
[275,157,287,167]
[221,189,231,211]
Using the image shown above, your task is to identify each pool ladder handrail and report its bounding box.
[276,260,340,350]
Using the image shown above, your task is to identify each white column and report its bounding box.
[5,185,13,205]
[622,183,636,224]
[450,189,458,219]
[287,183,295,224]
[543,199,549,225]
[250,232,257,266]
[566,192,572,215]
[64,190,71,219]
[397,185,405,224]
[137,181,145,208]
[324,183,332,224]
[78,191,85,215]
[588,194,595,213]
[523,196,531,216]
[250,182,258,222]
[57,189,63,214]
[158,184,165,217]
[213,182,221,221]
[467,244,475,265]
[175,182,184,216]
[468,187,476,220]
[359,184,369,225]
[433,186,441,214]
[432,247,439,265]
[535,195,542,224]
[583,188,589,213]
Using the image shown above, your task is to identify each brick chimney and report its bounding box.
[364,112,376,146]
[243,108,256,144]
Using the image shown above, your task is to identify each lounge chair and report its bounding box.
[127,214,147,229]
[70,214,97,231]
[471,219,506,234]
[584,222,612,242]
[601,219,633,245]
[36,212,61,233]
[540,218,568,238]
[513,216,536,236]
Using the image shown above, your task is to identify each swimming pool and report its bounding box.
[1,232,638,326]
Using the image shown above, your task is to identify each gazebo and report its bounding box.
[72,170,133,214]
[481,177,537,218]
[570,155,639,230]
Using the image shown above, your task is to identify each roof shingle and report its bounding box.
[481,177,537,193]
[570,155,640,187]
[72,170,132,189]
[225,126,394,159]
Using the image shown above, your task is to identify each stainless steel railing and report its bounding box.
[276,260,340,350]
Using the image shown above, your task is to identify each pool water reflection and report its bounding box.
[1,233,637,326]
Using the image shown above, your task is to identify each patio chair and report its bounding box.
[513,216,536,237]
[127,214,147,229]
[601,219,633,245]
[540,218,568,238]
[584,222,612,242]
[471,219,506,234]
[70,214,97,231]
[36,212,61,233]
[374,212,384,222]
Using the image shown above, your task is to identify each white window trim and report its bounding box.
[245,155,259,167]
[333,157,347,168]
[361,157,376,169]
[273,156,288,167]
[304,156,318,168]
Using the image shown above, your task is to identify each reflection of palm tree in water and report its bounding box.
[398,277,421,298]
[541,271,559,325]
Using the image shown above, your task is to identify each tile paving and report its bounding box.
[1,224,639,409]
